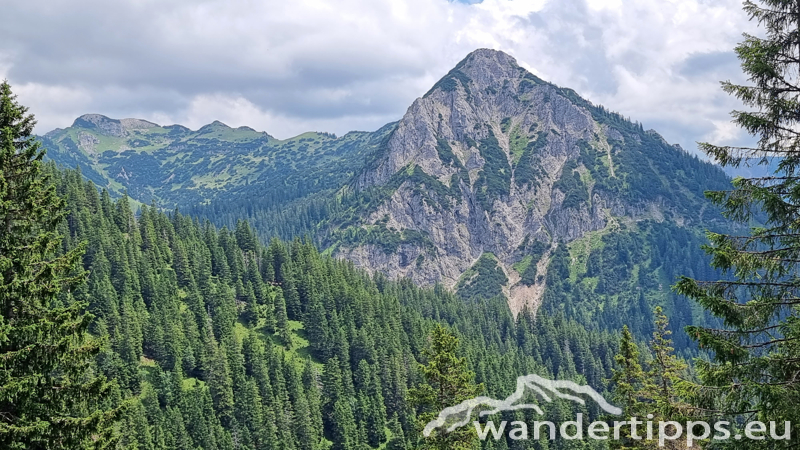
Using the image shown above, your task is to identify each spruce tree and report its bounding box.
[274,289,292,347]
[612,313,693,449]
[647,307,687,420]
[674,0,800,440]
[409,324,482,450]
[385,415,408,450]
[301,359,324,448]
[0,80,120,448]
[611,326,645,415]
[609,326,648,450]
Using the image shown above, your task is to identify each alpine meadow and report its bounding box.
[2,0,800,449]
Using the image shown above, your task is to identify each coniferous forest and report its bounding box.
[46,163,623,450]
[4,1,800,449]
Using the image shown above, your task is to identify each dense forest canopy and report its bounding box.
[32,163,627,449]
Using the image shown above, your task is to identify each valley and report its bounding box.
[45,49,732,343]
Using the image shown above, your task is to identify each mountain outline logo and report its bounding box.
[423,374,622,437]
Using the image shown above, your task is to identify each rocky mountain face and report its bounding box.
[332,49,730,315]
[42,49,731,322]
[41,114,392,207]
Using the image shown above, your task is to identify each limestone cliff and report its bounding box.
[333,49,728,315]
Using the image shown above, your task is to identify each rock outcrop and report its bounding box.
[334,49,725,315]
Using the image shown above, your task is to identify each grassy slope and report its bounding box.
[42,118,390,208]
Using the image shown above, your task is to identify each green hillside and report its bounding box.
[47,165,620,450]
[41,114,394,207]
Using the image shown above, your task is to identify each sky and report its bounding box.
[1,0,757,154]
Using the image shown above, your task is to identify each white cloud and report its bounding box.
[1,0,758,149]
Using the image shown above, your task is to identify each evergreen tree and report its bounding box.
[330,398,359,450]
[611,314,694,449]
[409,324,482,450]
[609,326,648,450]
[274,289,293,347]
[356,359,387,447]
[301,359,324,449]
[647,307,687,420]
[321,356,359,450]
[385,415,408,450]
[674,0,800,441]
[0,80,121,448]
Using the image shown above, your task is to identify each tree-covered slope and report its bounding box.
[51,165,622,450]
[41,114,394,207]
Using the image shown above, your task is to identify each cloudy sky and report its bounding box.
[1,0,757,154]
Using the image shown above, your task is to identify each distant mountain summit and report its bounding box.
[68,114,160,137]
[331,48,730,314]
[41,114,390,207]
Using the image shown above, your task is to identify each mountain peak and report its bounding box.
[425,48,533,98]
[72,114,126,137]
[345,48,731,315]
[72,113,116,128]
[70,114,160,137]
[198,120,232,133]
[458,48,524,85]
[459,48,519,69]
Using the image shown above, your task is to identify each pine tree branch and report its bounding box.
[742,336,798,349]
[696,279,800,288]
[711,323,784,335]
